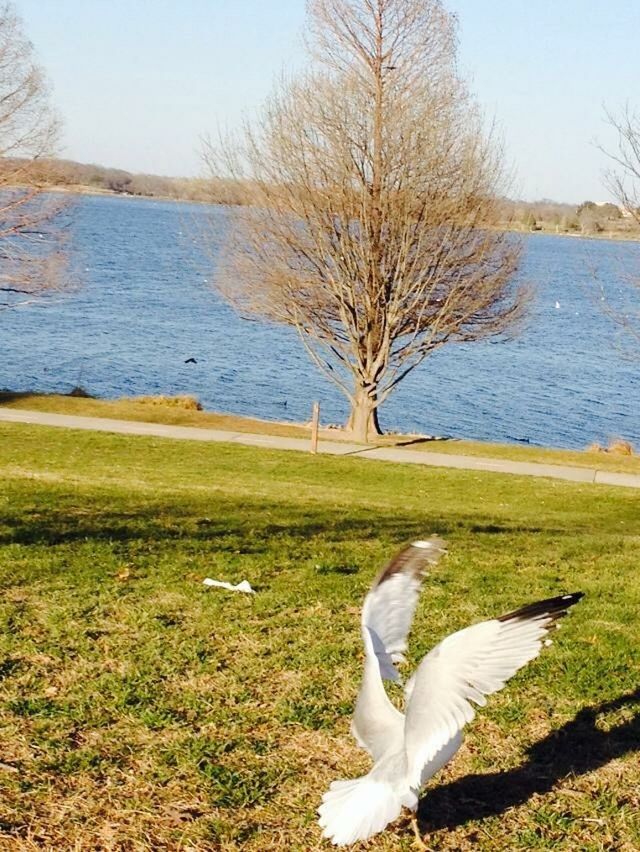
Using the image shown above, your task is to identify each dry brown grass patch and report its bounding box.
[608,438,635,456]
[129,394,203,411]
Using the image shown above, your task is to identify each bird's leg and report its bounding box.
[410,816,430,850]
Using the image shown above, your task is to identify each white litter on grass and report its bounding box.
[203,578,255,594]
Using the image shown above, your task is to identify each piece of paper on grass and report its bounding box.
[203,578,255,594]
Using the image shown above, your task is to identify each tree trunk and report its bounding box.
[347,386,382,443]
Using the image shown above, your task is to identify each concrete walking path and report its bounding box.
[1,407,639,489]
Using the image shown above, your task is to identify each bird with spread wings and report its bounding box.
[318,538,584,846]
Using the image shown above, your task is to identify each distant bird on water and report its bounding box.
[184,357,197,364]
[317,538,584,846]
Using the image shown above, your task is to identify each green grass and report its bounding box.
[401,436,640,475]
[0,422,639,850]
[2,390,639,474]
[0,391,316,440]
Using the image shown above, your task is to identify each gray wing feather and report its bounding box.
[361,538,447,681]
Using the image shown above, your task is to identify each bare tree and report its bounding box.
[206,0,526,441]
[605,108,640,228]
[602,106,640,352]
[0,1,68,310]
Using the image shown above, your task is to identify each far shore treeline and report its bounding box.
[2,156,639,240]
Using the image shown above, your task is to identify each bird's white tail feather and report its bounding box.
[318,776,404,846]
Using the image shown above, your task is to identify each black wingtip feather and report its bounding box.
[497,592,584,624]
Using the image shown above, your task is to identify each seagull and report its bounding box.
[318,538,584,846]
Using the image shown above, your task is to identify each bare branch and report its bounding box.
[0,1,70,311]
[598,105,640,352]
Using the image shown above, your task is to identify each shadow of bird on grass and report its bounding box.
[418,687,640,831]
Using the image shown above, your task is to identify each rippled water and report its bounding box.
[1,194,638,450]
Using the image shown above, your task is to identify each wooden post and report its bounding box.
[310,401,320,454]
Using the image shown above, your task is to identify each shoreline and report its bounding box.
[47,187,640,242]
[0,391,637,476]
[502,224,640,244]
[1,403,638,489]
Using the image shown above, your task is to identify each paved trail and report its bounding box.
[1,407,638,489]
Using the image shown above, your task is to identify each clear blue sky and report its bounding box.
[18,0,640,202]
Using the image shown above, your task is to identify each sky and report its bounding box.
[17,0,640,203]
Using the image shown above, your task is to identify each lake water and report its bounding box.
[1,194,639,450]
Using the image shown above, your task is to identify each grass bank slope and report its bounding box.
[2,391,640,475]
[0,423,638,850]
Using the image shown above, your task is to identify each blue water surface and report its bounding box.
[1,194,638,450]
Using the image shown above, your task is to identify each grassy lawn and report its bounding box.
[0,392,315,440]
[2,391,640,475]
[0,422,638,851]
[399,437,640,475]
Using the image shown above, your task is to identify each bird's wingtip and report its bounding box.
[497,591,584,624]
[373,536,447,588]
[411,537,447,552]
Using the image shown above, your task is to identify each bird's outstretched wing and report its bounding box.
[351,538,447,761]
[403,592,584,788]
[361,538,447,682]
